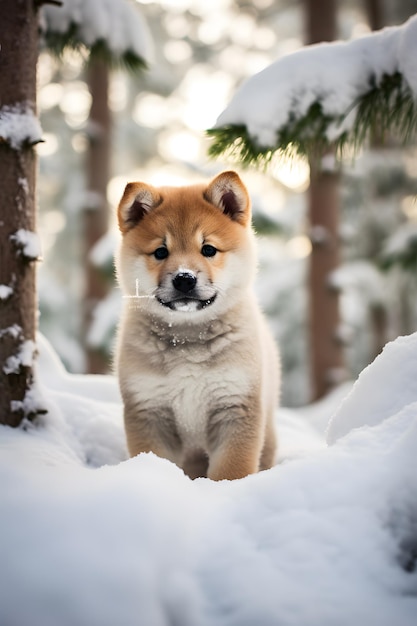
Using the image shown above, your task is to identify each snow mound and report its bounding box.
[0,334,416,626]
[327,332,417,444]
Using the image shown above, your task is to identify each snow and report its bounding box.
[329,261,386,306]
[42,0,154,64]
[0,324,21,340]
[10,229,42,261]
[10,385,46,418]
[3,340,36,375]
[215,14,417,148]
[382,222,417,264]
[0,104,43,150]
[1,332,417,626]
[0,285,13,300]
[327,332,417,444]
[86,288,122,349]
[89,229,119,267]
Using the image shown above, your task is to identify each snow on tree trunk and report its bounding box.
[83,58,111,374]
[305,0,344,400]
[0,0,42,426]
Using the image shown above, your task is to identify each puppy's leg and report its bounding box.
[124,406,181,464]
[208,441,261,480]
[206,403,263,481]
[259,411,277,471]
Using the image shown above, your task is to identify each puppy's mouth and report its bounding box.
[157,294,217,312]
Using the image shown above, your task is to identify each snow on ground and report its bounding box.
[1,333,417,626]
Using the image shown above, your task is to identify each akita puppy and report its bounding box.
[115,171,279,480]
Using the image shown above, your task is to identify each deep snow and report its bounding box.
[0,333,416,626]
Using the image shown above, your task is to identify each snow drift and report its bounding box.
[0,333,416,626]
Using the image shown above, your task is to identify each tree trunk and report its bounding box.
[83,58,111,374]
[308,167,344,399]
[304,0,344,400]
[0,0,40,426]
[366,0,388,358]
[305,0,336,44]
[365,0,384,31]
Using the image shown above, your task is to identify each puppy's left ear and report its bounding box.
[204,171,250,226]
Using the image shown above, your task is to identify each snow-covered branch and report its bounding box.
[41,0,153,70]
[208,15,417,165]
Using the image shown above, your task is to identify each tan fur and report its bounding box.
[115,171,280,480]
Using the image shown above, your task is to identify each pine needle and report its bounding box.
[43,24,148,73]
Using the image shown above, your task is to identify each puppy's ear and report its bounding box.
[204,171,250,226]
[117,182,161,233]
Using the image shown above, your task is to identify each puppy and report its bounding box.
[115,171,279,480]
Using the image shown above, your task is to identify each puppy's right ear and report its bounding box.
[117,182,161,234]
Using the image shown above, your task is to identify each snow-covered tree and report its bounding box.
[0,0,44,426]
[0,0,151,428]
[42,0,153,373]
[41,0,153,71]
[208,14,417,165]
[208,13,417,400]
[303,0,344,402]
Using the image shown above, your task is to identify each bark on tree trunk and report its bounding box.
[308,167,344,399]
[365,0,384,31]
[305,0,336,44]
[304,0,344,400]
[83,58,111,374]
[0,0,40,426]
[366,0,388,357]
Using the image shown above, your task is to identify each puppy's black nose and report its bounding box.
[173,272,197,294]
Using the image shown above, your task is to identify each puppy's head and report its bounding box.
[115,171,256,321]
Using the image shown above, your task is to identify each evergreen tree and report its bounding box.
[0,0,151,428]
[208,13,417,400]
[208,15,417,164]
[42,0,152,374]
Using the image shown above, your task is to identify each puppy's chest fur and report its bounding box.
[120,317,255,450]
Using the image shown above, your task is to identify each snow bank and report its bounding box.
[214,14,417,148]
[327,332,417,444]
[0,333,416,626]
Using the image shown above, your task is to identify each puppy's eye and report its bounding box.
[201,244,217,258]
[154,247,169,260]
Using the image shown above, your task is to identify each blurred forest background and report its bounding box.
[37,0,417,407]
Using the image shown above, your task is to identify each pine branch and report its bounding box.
[43,24,148,72]
[207,72,417,167]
